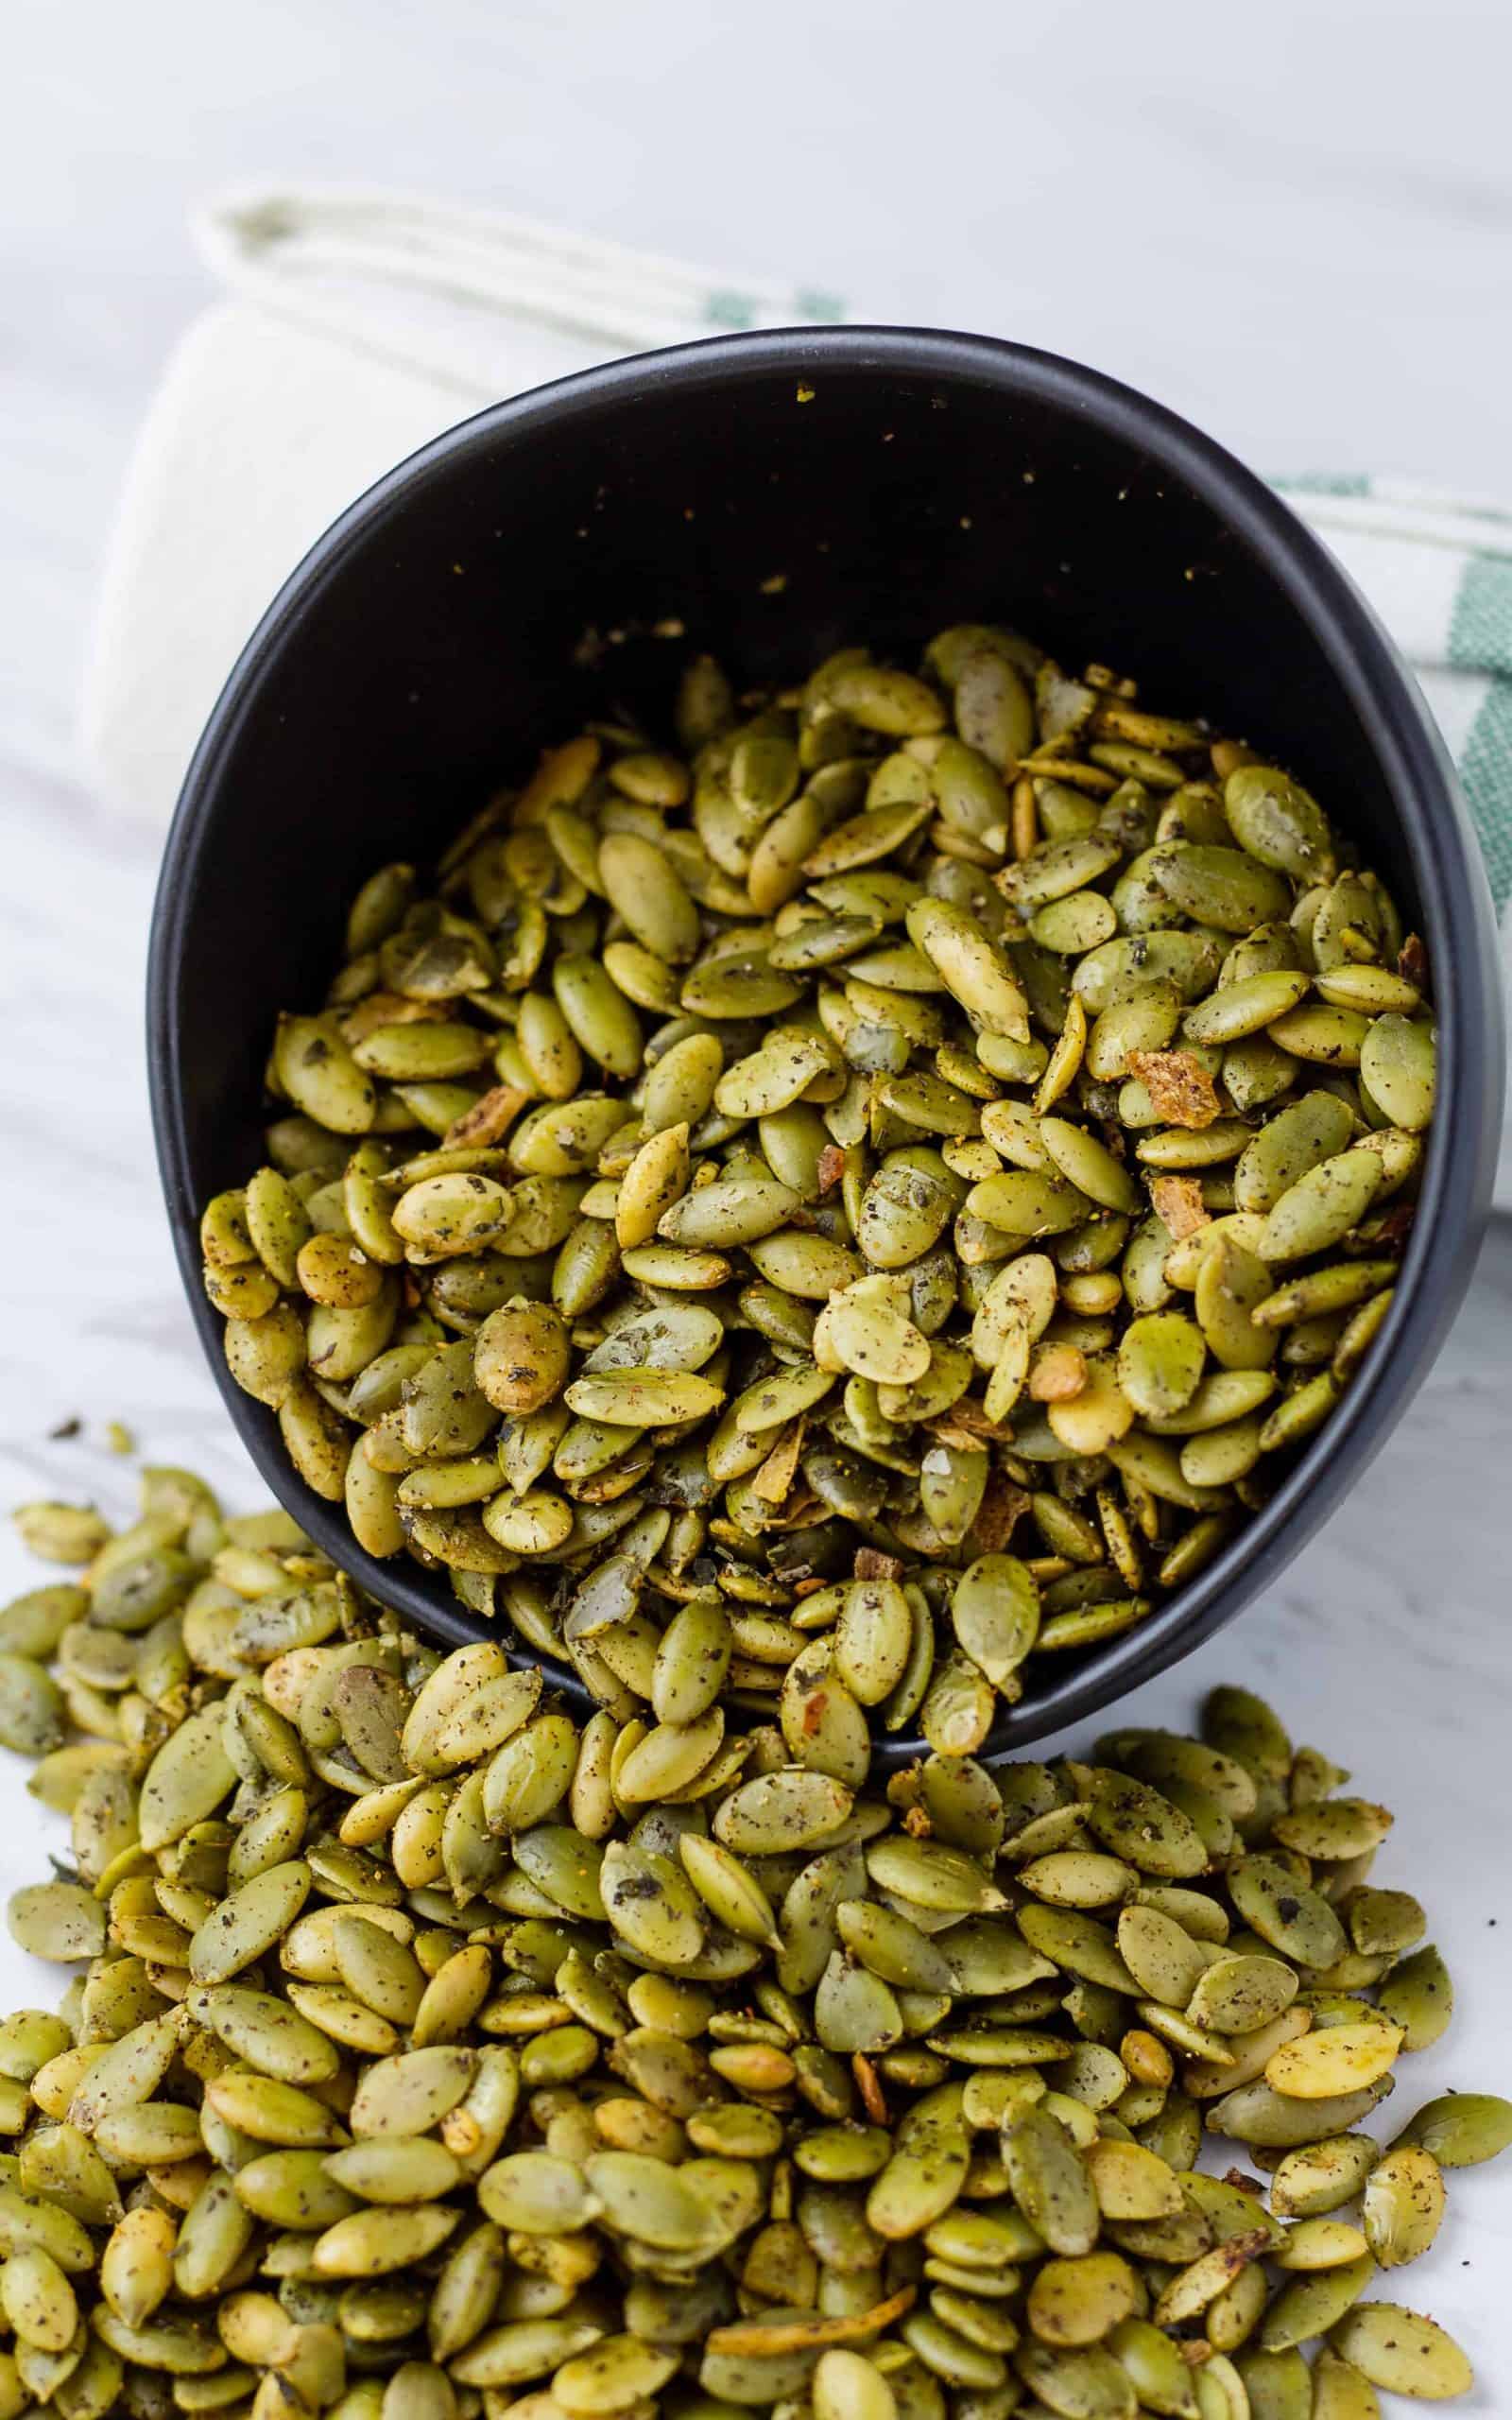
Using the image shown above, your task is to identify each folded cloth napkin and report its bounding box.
[81,189,844,824]
[80,187,1512,1197]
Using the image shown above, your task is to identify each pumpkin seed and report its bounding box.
[1299,2357,1381,2420]
[14,699,1483,2391]
[198,645,1431,1686]
[1265,2023,1402,2100]
[1116,1316,1206,1419]
[0,1556,1489,2412]
[1270,2135,1379,2219]
[1233,1091,1356,1214]
[1014,2338,1138,2416]
[1361,2145,1446,2269]
[1150,844,1292,932]
[814,2347,899,2420]
[1258,2252,1376,2351]
[1257,1150,1382,1263]
[1206,2079,1395,2149]
[1004,2105,1099,2256]
[1392,2090,1512,2168]
[7,1887,107,1965]
[1223,764,1334,880]
[1114,1907,1209,2007]
[1228,1855,1347,1968]
[1359,1016,1435,1131]
[1376,1945,1453,2051]
[1329,2303,1472,2398]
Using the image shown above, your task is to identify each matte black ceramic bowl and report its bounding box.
[149,326,1503,1763]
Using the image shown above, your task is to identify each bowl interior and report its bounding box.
[152,328,1499,1759]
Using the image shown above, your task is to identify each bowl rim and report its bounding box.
[148,322,1504,1760]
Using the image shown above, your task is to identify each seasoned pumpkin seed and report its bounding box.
[1330,2303,1472,2399]
[198,637,1430,1677]
[0,1556,1491,2414]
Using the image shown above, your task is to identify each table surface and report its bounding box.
[4,0,1510,2385]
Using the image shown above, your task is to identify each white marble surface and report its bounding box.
[3,0,1512,2384]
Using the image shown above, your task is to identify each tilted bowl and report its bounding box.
[148,326,1504,1762]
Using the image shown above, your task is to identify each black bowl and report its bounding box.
[148,326,1503,1763]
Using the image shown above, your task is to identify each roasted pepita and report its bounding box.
[190,640,1432,1720]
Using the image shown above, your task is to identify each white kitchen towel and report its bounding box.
[81,189,844,826]
[81,188,1511,1196]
